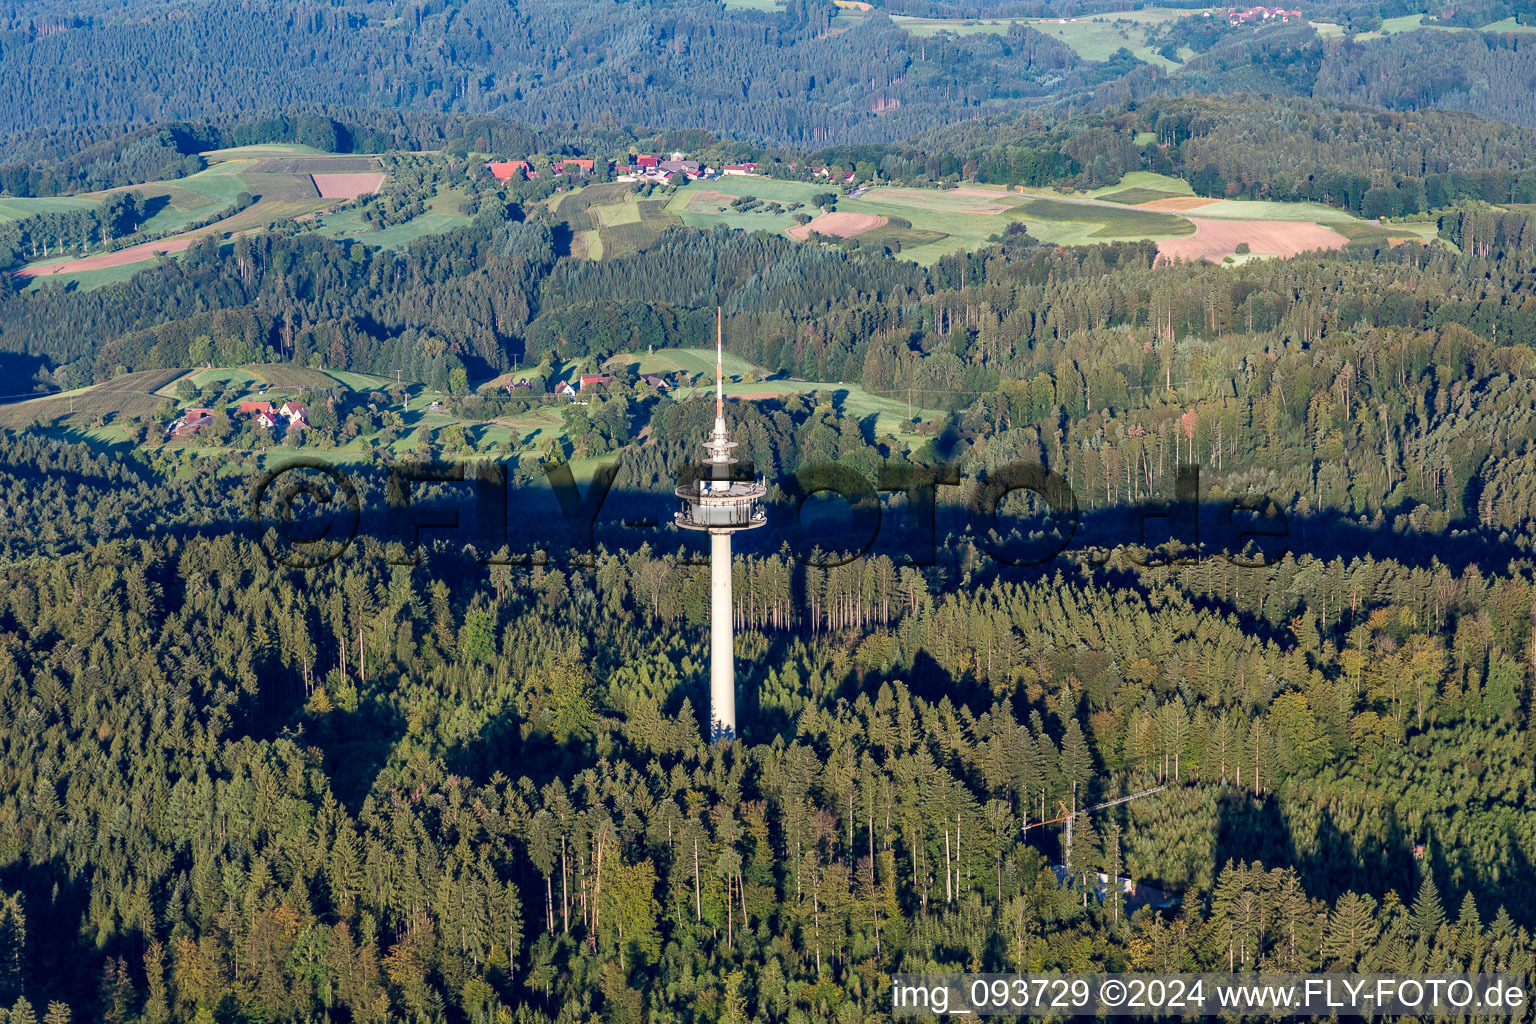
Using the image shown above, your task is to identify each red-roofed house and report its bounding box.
[487,160,530,182]
[579,373,616,391]
[635,154,660,169]
[722,163,758,176]
[558,159,596,175]
[168,407,215,437]
[238,400,275,416]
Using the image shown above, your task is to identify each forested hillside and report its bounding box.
[0,0,1086,146]
[6,0,1536,153]
[6,38,1536,1023]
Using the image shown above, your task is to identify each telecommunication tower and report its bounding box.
[674,308,767,740]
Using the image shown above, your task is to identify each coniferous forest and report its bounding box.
[5,0,1536,1022]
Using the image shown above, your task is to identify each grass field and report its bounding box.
[1319,11,1527,39]
[1174,199,1362,222]
[202,143,326,163]
[1482,17,1536,32]
[22,260,165,293]
[552,185,685,258]
[1094,187,1190,205]
[623,347,766,382]
[888,16,1017,37]
[892,8,1191,66]
[1011,198,1194,245]
[665,174,1211,262]
[0,196,100,223]
[616,347,940,437]
[1079,171,1195,200]
[312,190,472,249]
[1355,13,1428,38]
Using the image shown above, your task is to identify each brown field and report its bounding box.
[788,211,888,240]
[1156,217,1349,264]
[14,238,196,278]
[312,172,386,199]
[1139,196,1226,212]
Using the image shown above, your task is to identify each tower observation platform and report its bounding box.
[674,308,766,741]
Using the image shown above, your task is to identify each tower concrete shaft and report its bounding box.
[710,532,735,739]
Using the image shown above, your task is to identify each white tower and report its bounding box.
[674,308,766,740]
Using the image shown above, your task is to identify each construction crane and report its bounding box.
[1022,782,1167,865]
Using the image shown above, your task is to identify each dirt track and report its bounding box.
[1156,218,1349,264]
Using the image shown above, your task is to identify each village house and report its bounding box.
[168,407,215,437]
[579,373,616,391]
[556,380,577,399]
[486,160,531,182]
[279,401,308,428]
[658,158,703,179]
[1226,6,1301,23]
[556,158,596,175]
[722,163,758,176]
[640,373,671,390]
[237,400,275,416]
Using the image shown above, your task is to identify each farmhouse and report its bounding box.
[579,373,616,391]
[487,160,531,182]
[168,408,215,438]
[556,381,577,399]
[633,154,660,169]
[722,163,758,176]
[278,401,308,428]
[658,159,703,179]
[237,400,275,416]
[640,373,672,391]
[557,159,596,175]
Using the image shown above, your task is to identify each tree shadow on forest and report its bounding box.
[1212,792,1422,909]
[1212,785,1298,876]
[0,855,105,1020]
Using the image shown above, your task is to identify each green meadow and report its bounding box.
[0,195,101,223]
